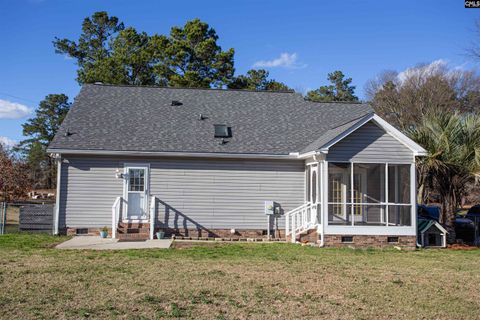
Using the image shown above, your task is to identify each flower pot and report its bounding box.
[100,231,108,238]
[156,231,165,239]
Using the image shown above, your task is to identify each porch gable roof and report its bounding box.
[301,113,427,157]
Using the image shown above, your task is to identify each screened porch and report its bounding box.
[327,162,412,227]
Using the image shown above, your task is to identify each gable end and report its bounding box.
[326,121,414,163]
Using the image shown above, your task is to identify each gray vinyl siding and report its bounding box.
[59,156,305,230]
[327,121,414,163]
[59,157,123,228]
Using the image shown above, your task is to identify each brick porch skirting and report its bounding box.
[65,227,416,249]
[324,234,416,249]
[289,230,416,249]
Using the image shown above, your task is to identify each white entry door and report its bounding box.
[124,165,149,220]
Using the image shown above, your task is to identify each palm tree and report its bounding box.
[408,112,480,241]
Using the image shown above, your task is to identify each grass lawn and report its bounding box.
[1,235,480,319]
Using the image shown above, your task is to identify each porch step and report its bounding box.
[116,222,150,241]
[117,228,150,234]
[117,222,150,229]
[117,233,149,241]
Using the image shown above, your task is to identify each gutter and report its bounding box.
[47,148,301,160]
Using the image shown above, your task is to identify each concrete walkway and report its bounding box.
[56,236,172,250]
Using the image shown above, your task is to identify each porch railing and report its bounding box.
[111,196,122,239]
[149,196,157,240]
[285,202,318,243]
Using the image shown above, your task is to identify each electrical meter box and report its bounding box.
[264,201,280,215]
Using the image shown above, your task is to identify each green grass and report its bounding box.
[1,234,480,319]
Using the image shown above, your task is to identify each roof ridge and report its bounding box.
[85,82,296,94]
[304,99,367,105]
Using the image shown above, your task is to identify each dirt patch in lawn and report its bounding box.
[448,243,480,250]
[1,234,480,319]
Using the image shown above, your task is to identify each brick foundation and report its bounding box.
[323,234,416,249]
[156,227,285,240]
[64,226,416,249]
[297,229,320,244]
[65,227,286,240]
[66,227,111,236]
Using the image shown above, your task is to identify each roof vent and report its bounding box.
[214,124,231,138]
[94,82,103,85]
[171,100,183,106]
[219,138,228,145]
[64,129,72,137]
[198,113,207,121]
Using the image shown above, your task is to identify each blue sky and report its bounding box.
[0,0,478,146]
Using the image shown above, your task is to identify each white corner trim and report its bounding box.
[54,157,62,235]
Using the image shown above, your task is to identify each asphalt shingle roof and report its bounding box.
[48,84,373,155]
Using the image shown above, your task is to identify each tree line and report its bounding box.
[4,11,480,242]
[9,11,358,193]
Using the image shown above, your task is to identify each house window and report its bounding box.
[128,168,145,192]
[328,162,412,227]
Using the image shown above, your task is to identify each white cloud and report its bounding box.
[253,52,306,69]
[397,59,448,84]
[0,136,17,148]
[0,99,32,119]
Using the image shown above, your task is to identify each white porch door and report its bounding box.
[124,165,149,220]
[309,165,319,223]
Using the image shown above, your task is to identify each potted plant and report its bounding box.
[156,230,165,239]
[100,226,108,238]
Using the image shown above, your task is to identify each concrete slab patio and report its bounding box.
[56,236,173,250]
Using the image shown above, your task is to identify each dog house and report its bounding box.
[418,219,447,248]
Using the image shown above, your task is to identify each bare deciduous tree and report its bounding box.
[0,144,31,202]
[365,62,480,131]
[468,19,480,61]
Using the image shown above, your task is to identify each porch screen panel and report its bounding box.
[388,164,411,226]
[353,163,386,226]
[328,163,351,225]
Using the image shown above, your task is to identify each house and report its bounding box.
[418,218,448,248]
[47,83,427,248]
